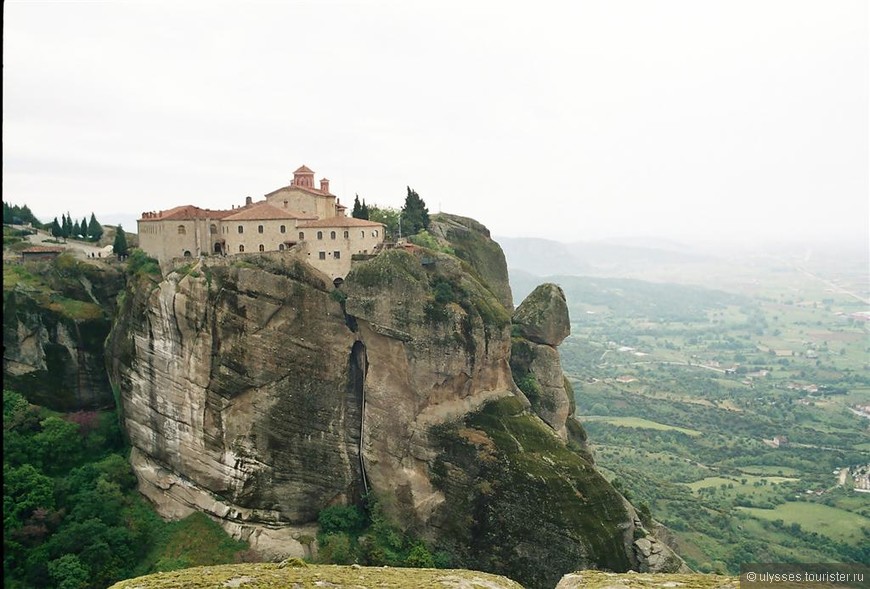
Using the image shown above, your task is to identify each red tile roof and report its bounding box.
[294,165,314,174]
[223,202,317,221]
[298,217,385,228]
[21,246,66,254]
[264,184,333,198]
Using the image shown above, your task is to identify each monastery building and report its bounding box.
[137,165,385,279]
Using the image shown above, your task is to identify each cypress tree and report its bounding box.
[81,217,89,238]
[401,187,429,236]
[88,213,104,242]
[73,220,81,238]
[113,224,128,258]
[352,194,363,219]
[51,217,63,239]
[64,213,73,237]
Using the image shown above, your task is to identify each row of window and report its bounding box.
[177,225,379,239]
[236,243,289,253]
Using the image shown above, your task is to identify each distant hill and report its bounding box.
[497,236,714,280]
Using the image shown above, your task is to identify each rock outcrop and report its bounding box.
[4,255,123,410]
[107,216,684,588]
[509,284,574,440]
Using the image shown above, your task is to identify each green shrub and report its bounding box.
[318,505,366,535]
[126,249,161,278]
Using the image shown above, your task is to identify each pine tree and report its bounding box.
[88,213,104,242]
[51,217,63,240]
[64,213,73,237]
[401,187,429,236]
[73,220,81,238]
[113,224,128,258]
[81,217,89,238]
[2,202,12,225]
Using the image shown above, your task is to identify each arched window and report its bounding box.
[259,244,265,252]
[299,231,305,240]
[239,244,245,252]
[210,224,217,234]
[361,231,365,238]
[372,230,379,237]
[183,250,191,257]
[280,225,286,233]
[279,243,285,251]
[238,225,244,234]
[178,225,186,235]
[317,231,323,240]
[343,230,349,238]
[330,231,336,239]
[258,225,264,234]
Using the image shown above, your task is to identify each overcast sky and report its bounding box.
[4,0,868,246]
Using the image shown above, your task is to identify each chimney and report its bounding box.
[320,178,330,193]
[245,196,253,206]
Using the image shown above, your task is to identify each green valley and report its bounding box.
[509,244,870,573]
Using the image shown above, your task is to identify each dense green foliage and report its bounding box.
[125,249,162,279]
[351,194,370,220]
[367,205,400,239]
[5,203,105,242]
[3,390,250,588]
[113,224,129,258]
[401,186,429,236]
[314,497,446,569]
[3,202,43,228]
[408,230,455,255]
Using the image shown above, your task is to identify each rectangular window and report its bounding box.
[258,225,264,233]
[318,251,326,260]
[333,251,341,259]
[238,225,244,234]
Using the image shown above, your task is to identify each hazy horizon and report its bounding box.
[4,1,868,247]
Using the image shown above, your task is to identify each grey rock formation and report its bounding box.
[510,283,573,439]
[4,259,122,410]
[512,283,570,346]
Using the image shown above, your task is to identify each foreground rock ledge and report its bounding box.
[556,571,738,589]
[109,564,738,589]
[108,562,524,589]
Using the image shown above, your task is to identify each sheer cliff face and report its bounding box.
[4,258,123,411]
[107,248,519,557]
[107,258,363,555]
[107,219,682,586]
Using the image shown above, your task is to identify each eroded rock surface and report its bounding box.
[510,284,573,439]
[107,217,684,587]
[4,257,123,410]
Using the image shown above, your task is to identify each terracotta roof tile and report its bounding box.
[294,165,314,174]
[264,184,333,198]
[21,246,66,254]
[223,202,317,221]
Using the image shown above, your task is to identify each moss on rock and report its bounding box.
[430,397,632,589]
